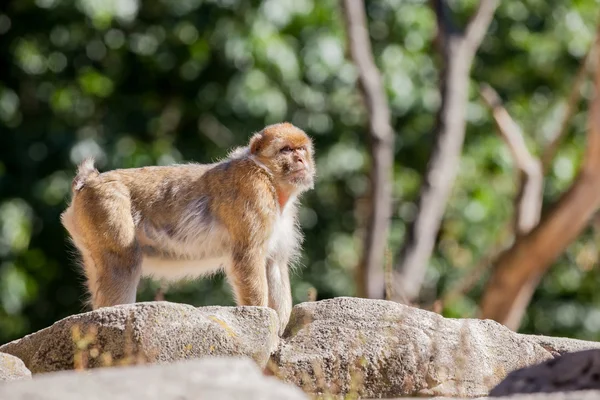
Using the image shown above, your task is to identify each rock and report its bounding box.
[0,301,279,374]
[0,356,307,399]
[489,349,600,396]
[492,393,600,400]
[387,392,600,399]
[271,297,600,398]
[0,353,31,382]
[523,334,600,357]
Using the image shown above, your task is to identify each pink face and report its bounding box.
[250,123,315,191]
[278,143,314,188]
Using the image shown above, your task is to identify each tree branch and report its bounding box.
[464,0,500,51]
[342,0,395,299]
[439,82,548,311]
[430,0,457,51]
[480,84,538,175]
[542,42,597,171]
[439,220,512,309]
[480,84,543,234]
[391,0,499,303]
[583,30,600,172]
[479,34,600,329]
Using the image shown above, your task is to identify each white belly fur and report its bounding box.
[136,197,232,281]
[141,256,229,281]
[136,195,298,282]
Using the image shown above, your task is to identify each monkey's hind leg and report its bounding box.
[92,249,142,308]
[68,181,142,309]
[61,208,101,308]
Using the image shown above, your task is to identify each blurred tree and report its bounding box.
[0,0,370,344]
[341,0,394,299]
[2,0,600,346]
[477,31,600,330]
[392,0,499,303]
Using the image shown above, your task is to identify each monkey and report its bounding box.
[60,122,315,335]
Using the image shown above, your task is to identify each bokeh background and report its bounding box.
[2,0,600,345]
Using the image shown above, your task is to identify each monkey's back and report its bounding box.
[86,159,278,268]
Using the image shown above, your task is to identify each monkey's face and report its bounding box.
[249,123,316,193]
[276,143,315,190]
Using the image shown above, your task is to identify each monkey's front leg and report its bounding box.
[267,258,292,335]
[227,248,269,308]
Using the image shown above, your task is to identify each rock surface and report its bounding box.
[0,302,279,373]
[271,297,600,398]
[386,392,600,399]
[489,349,600,396]
[4,297,600,399]
[0,356,307,399]
[0,352,31,382]
[522,334,600,357]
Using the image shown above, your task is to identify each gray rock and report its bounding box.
[0,352,31,382]
[523,334,600,356]
[386,392,600,399]
[0,301,279,373]
[490,349,600,396]
[0,356,308,399]
[491,393,600,399]
[271,297,600,398]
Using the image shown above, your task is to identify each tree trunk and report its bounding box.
[392,0,499,302]
[480,42,600,329]
[341,0,395,298]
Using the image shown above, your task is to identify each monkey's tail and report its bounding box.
[72,157,99,191]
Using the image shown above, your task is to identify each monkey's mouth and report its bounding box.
[289,168,310,180]
[287,168,313,187]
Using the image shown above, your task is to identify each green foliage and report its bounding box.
[1,0,600,345]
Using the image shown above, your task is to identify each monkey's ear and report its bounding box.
[249,133,264,155]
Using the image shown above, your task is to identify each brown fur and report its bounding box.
[61,123,315,334]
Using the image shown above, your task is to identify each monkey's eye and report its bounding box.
[280,146,293,153]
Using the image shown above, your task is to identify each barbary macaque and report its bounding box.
[61,123,315,335]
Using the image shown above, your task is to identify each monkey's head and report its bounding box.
[249,123,316,194]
